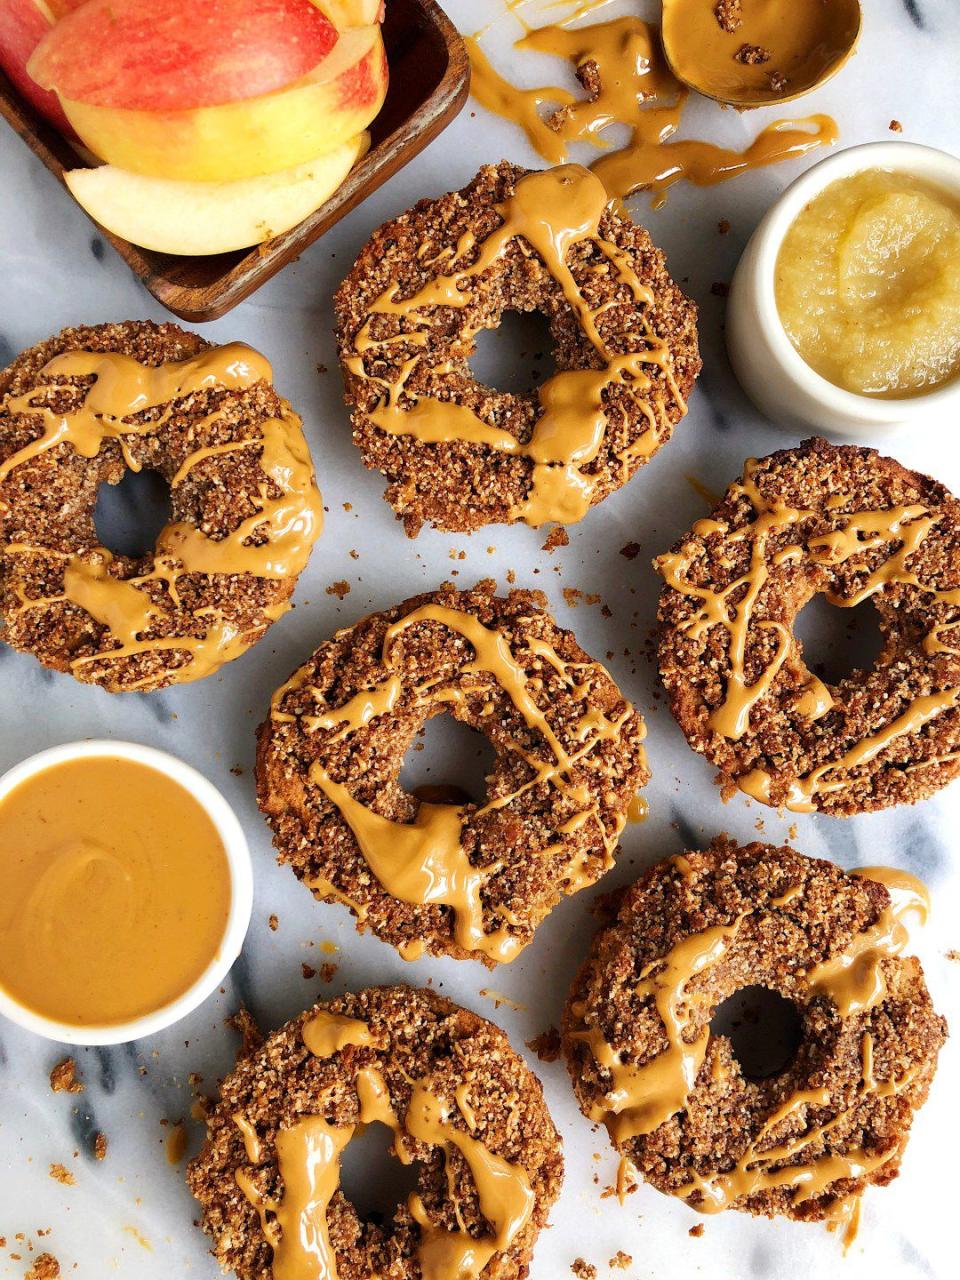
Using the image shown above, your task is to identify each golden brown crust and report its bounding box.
[187,985,564,1280]
[0,321,311,692]
[334,162,700,535]
[656,437,960,814]
[255,581,649,964]
[562,837,947,1222]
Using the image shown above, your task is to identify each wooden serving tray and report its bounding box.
[0,0,470,322]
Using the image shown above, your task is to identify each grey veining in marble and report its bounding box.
[2,1,960,1277]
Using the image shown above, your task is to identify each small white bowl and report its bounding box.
[0,740,253,1046]
[727,141,960,437]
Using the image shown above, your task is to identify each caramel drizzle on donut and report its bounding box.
[233,1013,535,1280]
[569,863,928,1218]
[569,916,744,1142]
[655,461,960,808]
[272,603,640,962]
[0,343,322,686]
[344,164,685,528]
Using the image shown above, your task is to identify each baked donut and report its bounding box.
[0,321,322,692]
[256,581,649,964]
[334,161,700,535]
[187,985,564,1280]
[562,837,946,1232]
[656,437,960,814]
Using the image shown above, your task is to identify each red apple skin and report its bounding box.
[0,0,83,133]
[51,24,387,181]
[29,0,340,111]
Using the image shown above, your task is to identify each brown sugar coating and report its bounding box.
[334,161,700,535]
[0,321,321,692]
[187,985,564,1280]
[656,437,960,814]
[562,838,946,1225]
[256,581,649,965]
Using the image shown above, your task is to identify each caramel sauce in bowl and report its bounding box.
[726,141,960,437]
[661,0,861,108]
[0,741,252,1044]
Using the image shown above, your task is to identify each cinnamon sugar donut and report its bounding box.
[334,161,700,535]
[256,581,649,964]
[187,985,564,1280]
[562,837,946,1230]
[656,438,960,814]
[0,321,322,692]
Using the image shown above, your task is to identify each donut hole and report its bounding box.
[338,1120,421,1224]
[468,308,556,396]
[793,594,885,685]
[399,709,497,806]
[710,985,803,1081]
[93,467,171,558]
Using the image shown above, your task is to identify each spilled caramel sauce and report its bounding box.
[569,862,931,1238]
[346,163,684,527]
[273,602,642,962]
[1,343,322,686]
[656,460,960,810]
[466,7,837,207]
[233,1012,535,1280]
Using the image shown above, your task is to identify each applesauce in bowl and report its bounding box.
[775,169,960,397]
[726,142,960,436]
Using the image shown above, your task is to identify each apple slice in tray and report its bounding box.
[311,0,384,25]
[28,0,388,181]
[65,131,369,254]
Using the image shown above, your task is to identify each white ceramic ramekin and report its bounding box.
[727,141,960,437]
[0,740,252,1045]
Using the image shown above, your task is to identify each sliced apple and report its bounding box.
[64,133,367,255]
[29,0,340,110]
[35,22,387,181]
[0,0,83,133]
[310,0,383,26]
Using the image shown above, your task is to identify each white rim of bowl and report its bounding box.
[0,739,253,1046]
[753,140,960,421]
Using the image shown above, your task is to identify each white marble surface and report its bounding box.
[2,1,960,1276]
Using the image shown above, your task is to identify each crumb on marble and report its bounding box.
[49,1059,83,1095]
[25,1254,60,1279]
[526,1026,562,1062]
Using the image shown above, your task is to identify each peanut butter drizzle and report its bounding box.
[235,1116,353,1280]
[804,866,930,1018]
[465,14,836,208]
[345,164,683,528]
[739,689,960,813]
[573,863,930,1224]
[234,1018,535,1280]
[656,463,960,805]
[302,1011,379,1058]
[281,604,638,962]
[571,918,743,1142]
[1,343,322,684]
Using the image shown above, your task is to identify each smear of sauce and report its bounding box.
[466,2,837,206]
